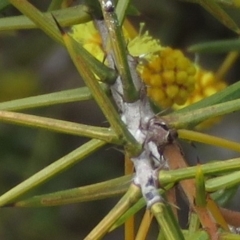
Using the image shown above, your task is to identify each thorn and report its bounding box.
[106,146,125,154]
[51,14,66,36]
[102,52,107,65]
[168,201,180,210]
[156,108,171,116]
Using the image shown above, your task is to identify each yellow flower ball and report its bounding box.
[173,67,227,129]
[138,47,197,108]
[174,67,227,109]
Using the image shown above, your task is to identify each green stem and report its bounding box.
[99,0,139,102]
[178,129,240,153]
[159,157,240,185]
[109,184,174,231]
[85,183,141,240]
[0,139,106,206]
[189,0,240,34]
[189,38,240,53]
[151,202,184,240]
[0,111,119,144]
[206,170,240,192]
[48,0,64,11]
[0,87,96,111]
[211,186,238,206]
[0,5,91,31]
[8,0,65,44]
[173,81,240,114]
[115,0,131,26]
[166,98,240,129]
[13,175,132,207]
[182,229,209,239]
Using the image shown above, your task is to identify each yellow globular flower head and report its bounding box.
[174,67,227,109]
[137,47,196,108]
[173,67,227,129]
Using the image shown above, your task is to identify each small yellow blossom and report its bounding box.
[127,23,162,57]
[71,21,105,62]
[174,67,227,109]
[138,47,197,108]
[173,67,227,129]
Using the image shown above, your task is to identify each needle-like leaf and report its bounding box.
[48,0,64,11]
[183,0,240,33]
[166,98,240,129]
[0,139,106,206]
[0,87,102,111]
[99,0,139,102]
[85,183,141,240]
[0,5,91,31]
[173,81,240,114]
[178,129,240,152]
[151,202,184,240]
[189,38,240,53]
[0,111,119,144]
[206,170,240,192]
[11,175,132,207]
[211,186,238,206]
[159,158,240,186]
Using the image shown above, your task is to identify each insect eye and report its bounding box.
[153,121,169,131]
[171,129,178,138]
[167,129,178,142]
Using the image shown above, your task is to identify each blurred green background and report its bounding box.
[0,0,240,239]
